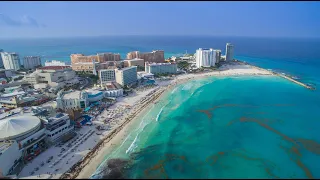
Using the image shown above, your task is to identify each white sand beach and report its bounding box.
[74,62,273,179]
[17,62,273,179]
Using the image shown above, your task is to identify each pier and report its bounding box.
[237,60,316,91]
[275,73,315,90]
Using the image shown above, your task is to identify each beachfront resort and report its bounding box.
[0,43,312,179]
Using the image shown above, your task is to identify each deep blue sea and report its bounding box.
[1,36,320,178]
[0,35,319,85]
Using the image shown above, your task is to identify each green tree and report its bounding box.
[177,61,190,70]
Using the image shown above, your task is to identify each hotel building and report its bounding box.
[145,62,177,75]
[127,50,165,63]
[45,60,67,66]
[44,113,74,144]
[99,69,116,85]
[23,56,41,70]
[126,51,140,59]
[195,48,220,68]
[0,52,21,71]
[71,53,121,72]
[123,58,145,68]
[225,43,234,61]
[115,66,138,86]
[215,50,222,64]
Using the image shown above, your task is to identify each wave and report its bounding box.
[125,135,138,154]
[156,107,164,122]
[125,106,156,154]
[182,83,193,90]
[92,105,155,178]
[156,99,172,121]
[202,81,212,86]
[171,86,179,94]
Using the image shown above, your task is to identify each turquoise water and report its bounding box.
[92,75,320,179]
[1,36,319,178]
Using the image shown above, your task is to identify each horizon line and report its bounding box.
[0,34,320,40]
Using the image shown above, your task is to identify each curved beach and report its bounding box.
[66,63,274,179]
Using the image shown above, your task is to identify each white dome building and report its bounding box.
[0,115,46,175]
[0,115,41,141]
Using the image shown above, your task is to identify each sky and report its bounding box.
[0,1,320,38]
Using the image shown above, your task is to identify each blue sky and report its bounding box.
[0,2,320,38]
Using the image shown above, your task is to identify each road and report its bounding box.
[78,77,92,90]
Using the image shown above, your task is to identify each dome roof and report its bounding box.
[0,115,41,141]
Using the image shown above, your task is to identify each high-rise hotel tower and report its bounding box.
[195,48,219,68]
[225,43,234,61]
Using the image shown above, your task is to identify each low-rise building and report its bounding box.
[0,69,14,79]
[145,62,177,75]
[56,90,89,110]
[137,72,154,79]
[45,60,67,67]
[115,66,138,86]
[24,66,79,90]
[44,113,74,144]
[123,58,145,68]
[23,56,41,70]
[104,82,123,97]
[0,91,50,108]
[0,140,22,176]
[56,89,108,111]
[86,89,104,103]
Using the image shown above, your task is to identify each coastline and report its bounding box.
[75,87,168,179]
[72,63,274,179]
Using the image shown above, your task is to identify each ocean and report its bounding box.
[1,36,320,178]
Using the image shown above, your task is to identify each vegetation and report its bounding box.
[77,71,99,84]
[123,85,129,90]
[13,76,24,81]
[154,73,172,78]
[137,66,145,72]
[177,61,190,70]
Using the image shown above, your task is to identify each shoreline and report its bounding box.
[60,86,167,179]
[62,61,313,179]
[72,63,275,179]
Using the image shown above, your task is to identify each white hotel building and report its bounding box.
[195,48,221,68]
[99,69,116,85]
[45,60,67,66]
[0,52,21,71]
